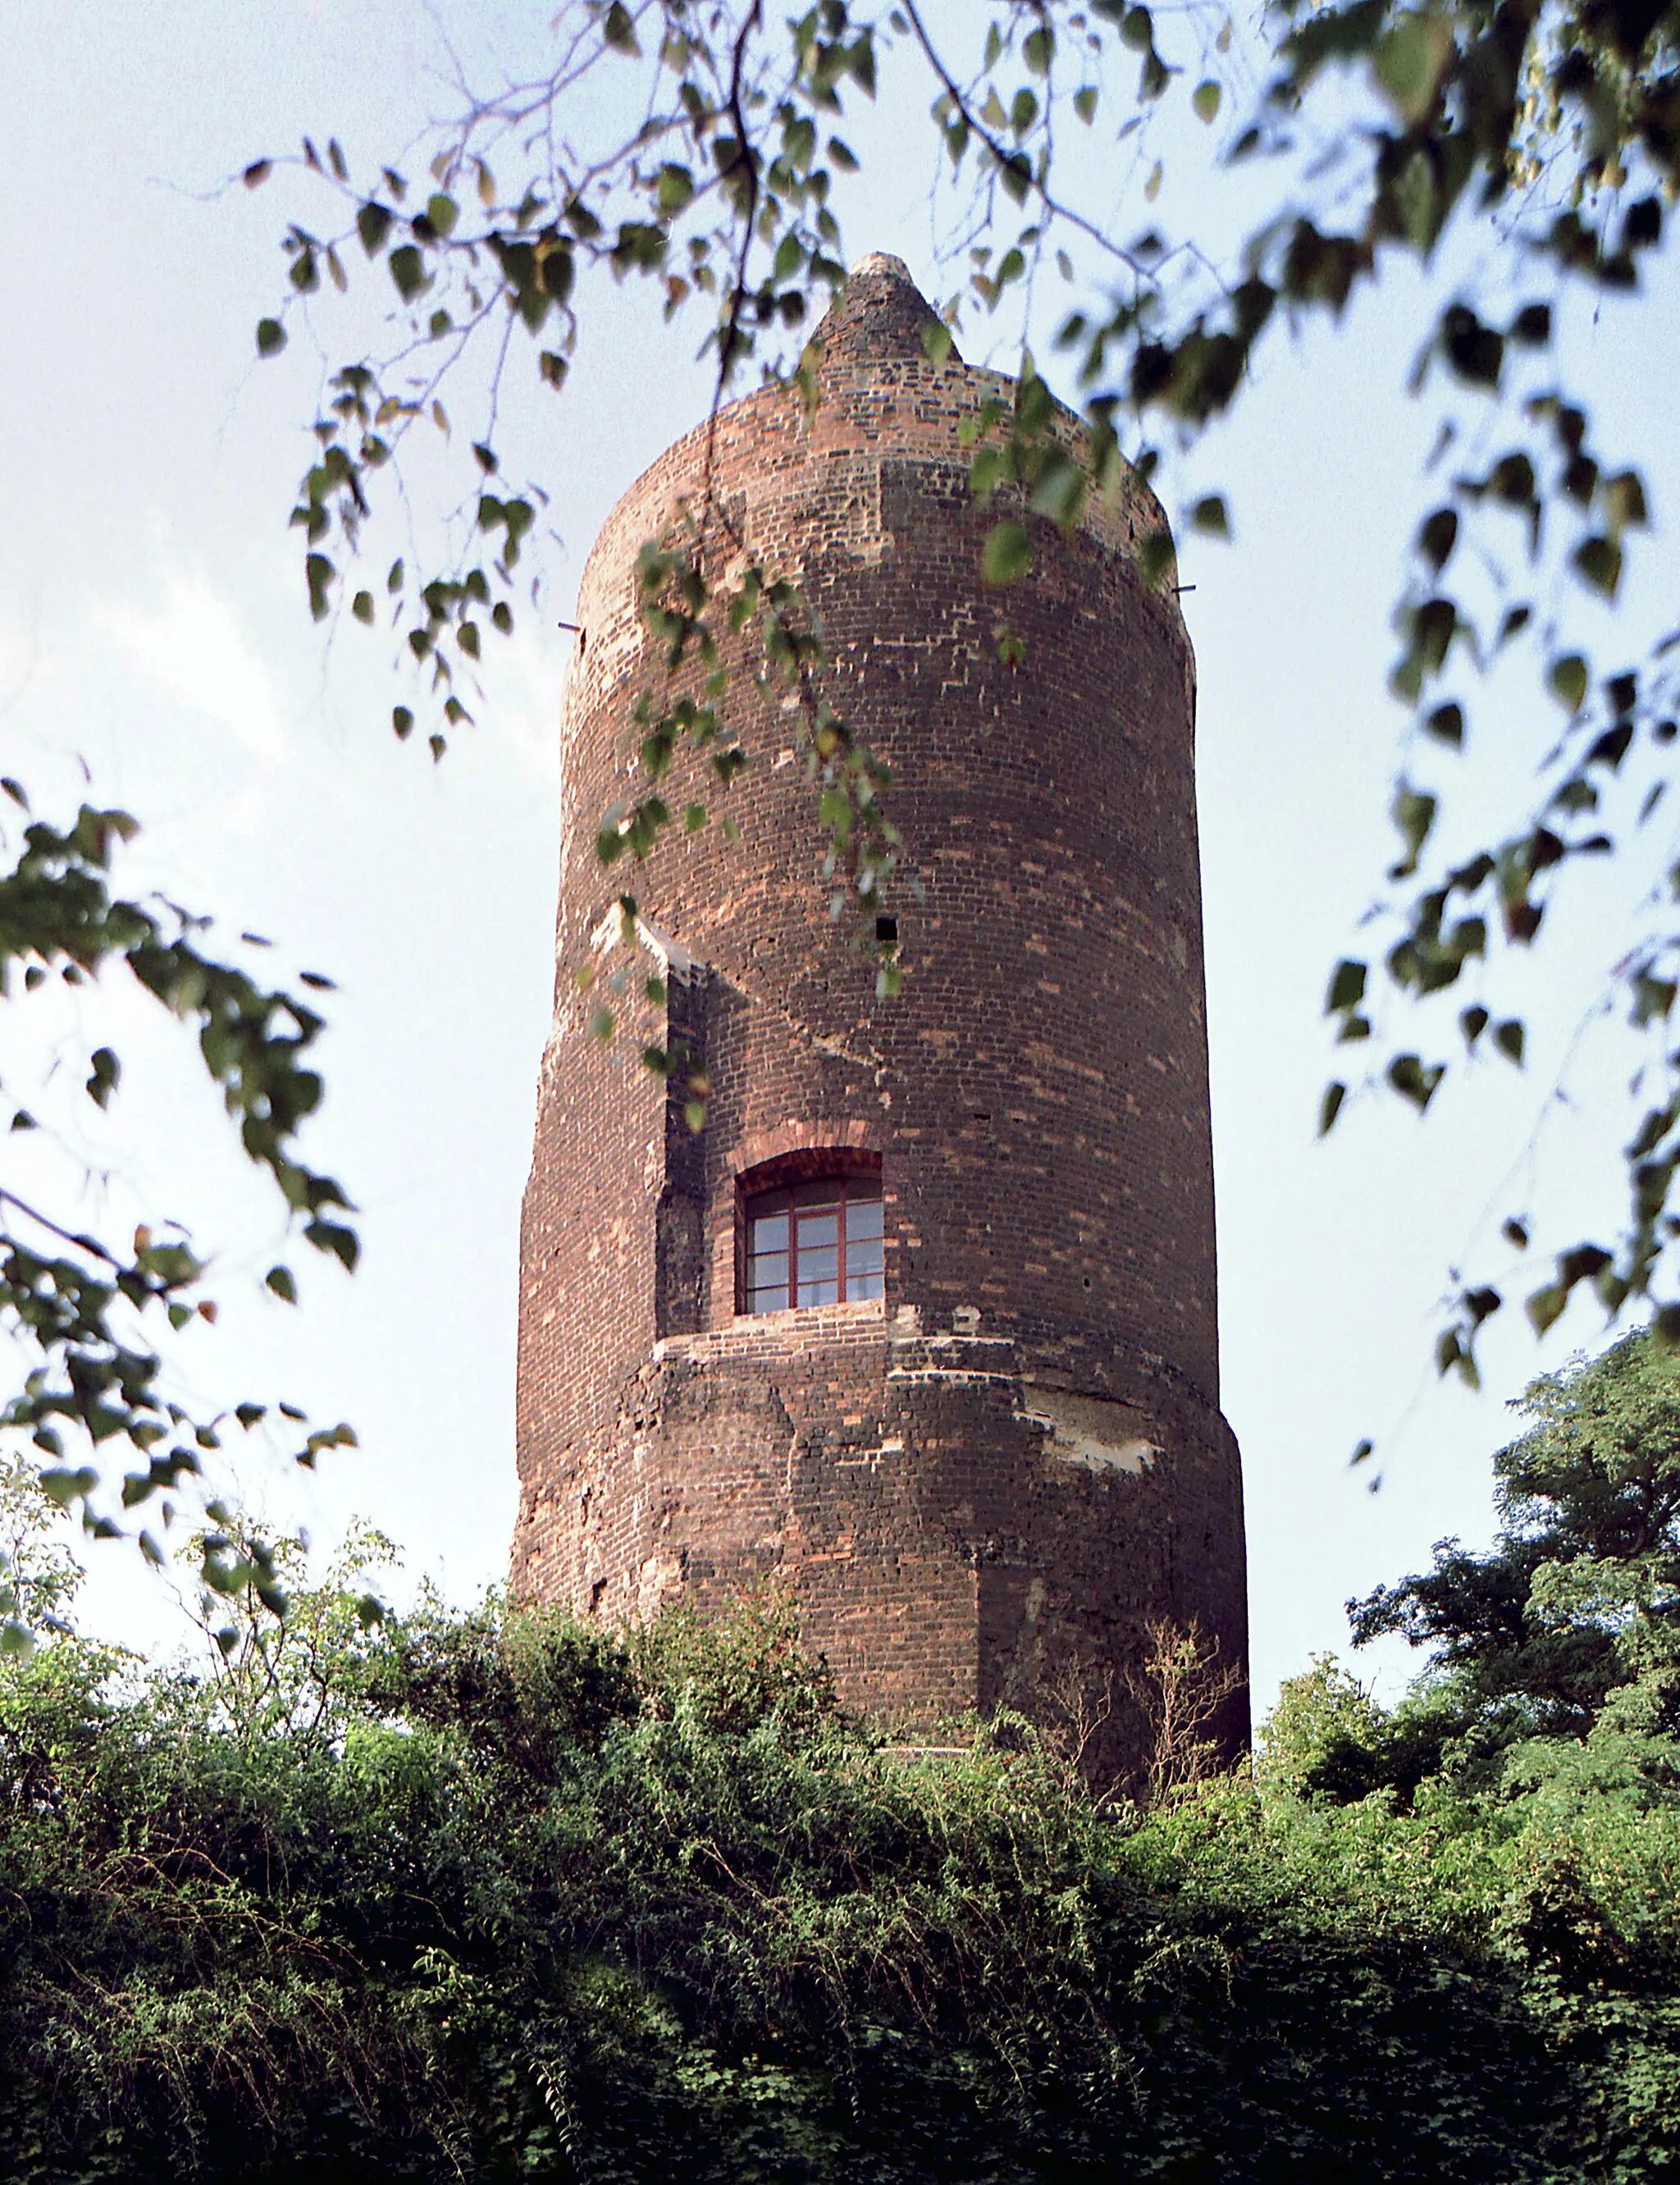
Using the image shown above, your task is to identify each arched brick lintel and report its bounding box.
[729,1118,885,1183]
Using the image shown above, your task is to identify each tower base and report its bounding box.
[512,1300,1248,1789]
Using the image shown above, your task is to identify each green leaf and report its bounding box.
[1493,1018,1525,1065]
[357,201,393,254]
[265,1265,298,1304]
[1548,655,1589,712]
[1192,79,1221,122]
[655,163,695,213]
[1139,527,1175,584]
[1417,507,1458,571]
[1386,1053,1445,1111]
[388,245,429,301]
[1374,14,1451,123]
[981,520,1033,586]
[1189,494,1229,538]
[1326,959,1367,1013]
[1389,783,1436,876]
[1030,455,1086,526]
[255,317,286,358]
[305,554,334,622]
[39,1466,97,1507]
[1573,535,1623,600]
[86,1047,120,1109]
[1603,470,1648,533]
[1318,1081,1347,1135]
[425,191,459,237]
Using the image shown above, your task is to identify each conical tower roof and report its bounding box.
[816,251,960,368]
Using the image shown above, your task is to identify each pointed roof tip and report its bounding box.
[820,250,962,368]
[849,250,915,283]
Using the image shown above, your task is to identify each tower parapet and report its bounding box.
[514,254,1247,1779]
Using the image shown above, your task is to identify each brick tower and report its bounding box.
[514,254,1247,1780]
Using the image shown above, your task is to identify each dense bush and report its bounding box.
[3,1538,1679,2182]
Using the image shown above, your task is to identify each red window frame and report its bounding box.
[740,1166,884,1314]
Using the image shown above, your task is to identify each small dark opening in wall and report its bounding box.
[875,913,898,949]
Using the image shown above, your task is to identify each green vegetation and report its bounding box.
[4,1336,1680,2179]
[1281,1328,1680,1805]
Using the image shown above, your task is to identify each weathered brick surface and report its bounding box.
[514,255,1248,1780]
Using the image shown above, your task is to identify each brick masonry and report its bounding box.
[513,254,1248,1781]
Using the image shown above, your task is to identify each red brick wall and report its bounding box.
[513,256,1247,1782]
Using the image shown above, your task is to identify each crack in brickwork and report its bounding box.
[513,256,1248,1784]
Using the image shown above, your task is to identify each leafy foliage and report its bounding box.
[1328,1329,1680,1793]
[2,1489,1680,2180]
[0,794,358,1581]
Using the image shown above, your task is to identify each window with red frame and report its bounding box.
[744,1173,883,1313]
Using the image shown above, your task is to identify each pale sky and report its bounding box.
[5,1,1678,1712]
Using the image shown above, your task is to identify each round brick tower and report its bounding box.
[514,254,1247,1780]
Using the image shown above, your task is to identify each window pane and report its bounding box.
[845,1196,883,1242]
[748,1245,788,1313]
[797,1272,841,1306]
[750,1212,789,1253]
[797,1209,839,1250]
[843,1236,883,1298]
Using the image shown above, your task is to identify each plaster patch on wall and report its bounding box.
[1016,1385,1161,1477]
[635,1551,685,1622]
